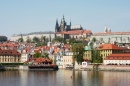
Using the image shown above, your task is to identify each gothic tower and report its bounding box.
[55,19,59,32]
[60,15,66,32]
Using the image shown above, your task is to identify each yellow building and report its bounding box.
[62,55,73,68]
[83,44,123,61]
[98,44,123,59]
[84,46,92,60]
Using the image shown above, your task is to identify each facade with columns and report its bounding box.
[90,27,130,44]
[0,50,21,63]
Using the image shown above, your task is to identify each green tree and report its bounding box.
[41,36,46,42]
[72,43,84,65]
[52,36,66,43]
[26,36,31,43]
[33,52,42,58]
[33,36,40,43]
[91,50,103,63]
[92,37,96,43]
[18,38,23,42]
[42,52,49,58]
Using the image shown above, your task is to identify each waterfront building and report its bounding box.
[98,43,123,59]
[90,27,130,44]
[84,45,92,60]
[0,50,21,63]
[104,54,130,65]
[83,43,123,61]
[62,55,73,68]
[21,49,30,63]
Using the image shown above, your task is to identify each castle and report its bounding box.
[55,15,83,33]
[10,16,92,41]
[55,15,92,39]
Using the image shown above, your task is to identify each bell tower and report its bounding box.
[60,15,66,32]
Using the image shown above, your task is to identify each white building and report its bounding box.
[90,27,130,43]
[10,31,55,42]
[21,50,30,63]
[104,53,130,65]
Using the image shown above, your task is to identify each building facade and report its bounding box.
[104,54,130,65]
[0,50,21,63]
[90,27,130,44]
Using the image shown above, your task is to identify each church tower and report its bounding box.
[55,19,59,32]
[60,15,66,32]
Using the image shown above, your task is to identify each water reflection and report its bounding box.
[0,70,130,86]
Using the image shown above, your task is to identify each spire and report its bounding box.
[62,14,65,22]
[63,15,64,20]
[70,18,71,26]
[55,19,59,32]
[56,19,58,25]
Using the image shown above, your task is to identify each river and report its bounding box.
[0,69,130,86]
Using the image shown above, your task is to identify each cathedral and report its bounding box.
[55,16,90,39]
[55,15,83,33]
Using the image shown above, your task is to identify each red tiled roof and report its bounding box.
[35,58,52,63]
[105,54,130,60]
[0,50,21,55]
[55,30,92,35]
[0,43,18,47]
[98,44,122,50]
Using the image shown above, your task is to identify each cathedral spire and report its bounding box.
[62,15,65,22]
[55,19,59,32]
[70,18,71,26]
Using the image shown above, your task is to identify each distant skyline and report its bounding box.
[0,0,130,39]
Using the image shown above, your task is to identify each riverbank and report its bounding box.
[2,65,130,72]
[79,65,130,72]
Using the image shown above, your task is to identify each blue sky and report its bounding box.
[0,0,130,39]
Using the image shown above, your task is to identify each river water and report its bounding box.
[0,69,130,86]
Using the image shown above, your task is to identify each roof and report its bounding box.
[105,54,130,60]
[0,43,18,47]
[0,50,21,56]
[62,30,92,35]
[93,32,130,36]
[35,58,52,63]
[98,44,122,50]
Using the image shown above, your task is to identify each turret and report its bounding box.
[104,26,108,32]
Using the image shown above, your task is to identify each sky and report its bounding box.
[0,0,130,39]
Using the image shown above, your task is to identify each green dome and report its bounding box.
[85,46,91,50]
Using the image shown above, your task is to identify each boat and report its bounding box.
[28,64,58,71]
[65,64,73,69]
[27,58,59,71]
